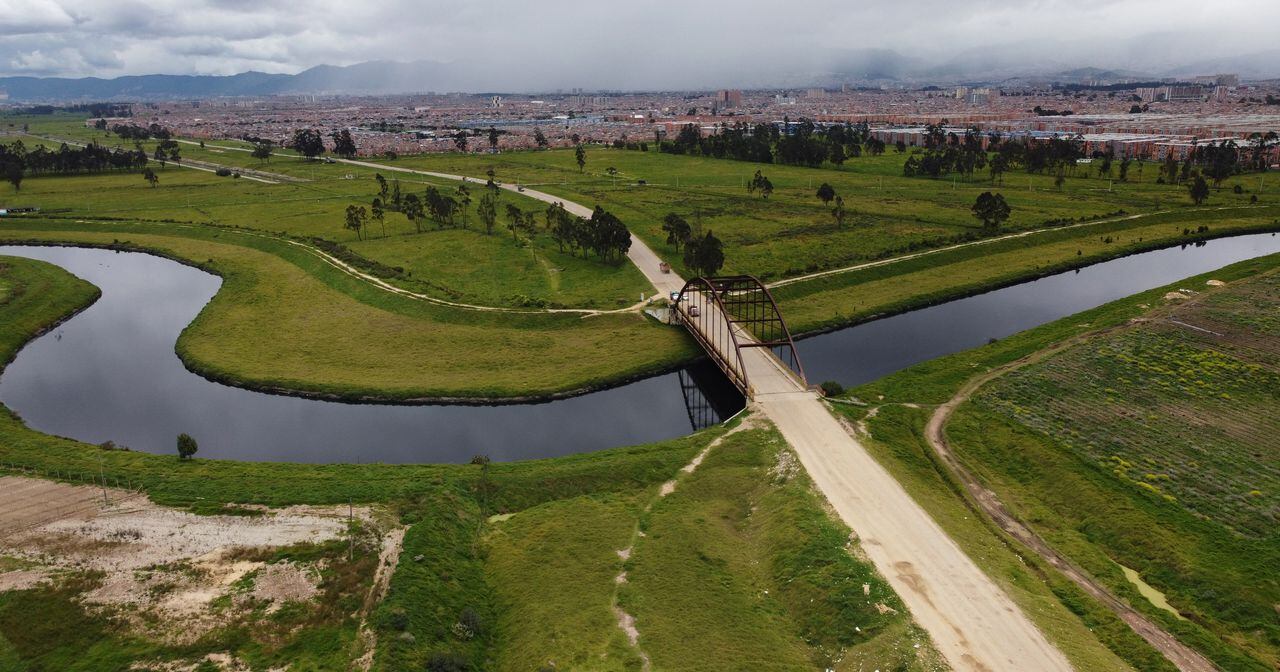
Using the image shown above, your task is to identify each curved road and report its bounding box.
[161,144,1076,670]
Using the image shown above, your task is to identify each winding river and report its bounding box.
[2,232,1278,463]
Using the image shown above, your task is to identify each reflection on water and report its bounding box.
[0,246,743,463]
[797,233,1280,388]
[677,362,747,431]
[3,232,1278,464]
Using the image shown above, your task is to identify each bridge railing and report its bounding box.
[673,275,806,397]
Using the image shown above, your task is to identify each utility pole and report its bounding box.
[98,454,108,506]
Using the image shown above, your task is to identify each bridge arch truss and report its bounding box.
[673,275,806,397]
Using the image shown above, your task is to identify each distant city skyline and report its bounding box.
[3,0,1280,88]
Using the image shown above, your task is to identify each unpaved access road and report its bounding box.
[249,152,1073,670]
[760,389,1073,672]
[923,322,1219,672]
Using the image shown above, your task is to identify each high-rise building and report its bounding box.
[715,89,743,108]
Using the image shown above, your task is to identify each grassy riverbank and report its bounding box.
[951,265,1280,670]
[0,219,696,402]
[828,252,1280,671]
[4,207,1278,402]
[0,259,939,671]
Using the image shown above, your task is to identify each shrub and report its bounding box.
[426,652,471,672]
[386,606,409,631]
[176,433,198,460]
[214,167,232,177]
[819,380,844,397]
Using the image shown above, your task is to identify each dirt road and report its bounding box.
[923,330,1219,672]
[759,389,1072,671]
[335,158,687,298]
[339,155,1075,670]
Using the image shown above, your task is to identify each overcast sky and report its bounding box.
[3,0,1279,86]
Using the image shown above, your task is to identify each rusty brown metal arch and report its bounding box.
[673,274,806,398]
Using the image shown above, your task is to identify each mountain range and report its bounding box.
[2,48,1278,102]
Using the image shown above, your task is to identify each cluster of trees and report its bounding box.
[658,119,883,167]
[110,123,171,141]
[276,128,359,160]
[354,173,631,264]
[971,192,1011,230]
[332,130,358,158]
[660,212,725,277]
[903,125,993,179]
[904,128,1090,186]
[1169,138,1276,187]
[546,203,632,263]
[290,129,327,159]
[1,139,150,191]
[152,139,181,167]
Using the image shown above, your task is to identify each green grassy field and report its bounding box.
[0,258,953,671]
[6,112,1280,400]
[949,266,1280,670]
[0,135,650,309]
[0,222,695,401]
[826,253,1280,671]
[476,421,946,672]
[372,144,1278,278]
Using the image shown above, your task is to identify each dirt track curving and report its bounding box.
[922,328,1219,672]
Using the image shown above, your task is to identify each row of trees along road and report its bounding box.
[345,173,632,263]
[288,128,358,159]
[901,124,1277,191]
[661,213,726,277]
[656,119,885,167]
[1,139,151,191]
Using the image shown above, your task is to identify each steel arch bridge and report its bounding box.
[672,275,806,398]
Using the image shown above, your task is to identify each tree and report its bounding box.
[375,173,389,203]
[143,167,158,188]
[683,230,725,277]
[831,195,847,228]
[1188,174,1210,205]
[477,192,498,234]
[456,183,472,229]
[587,206,631,263]
[331,129,358,158]
[534,128,548,149]
[290,129,326,159]
[815,182,836,205]
[345,204,367,240]
[487,126,500,151]
[370,198,385,238]
[176,433,198,460]
[748,170,773,199]
[454,131,468,152]
[505,203,523,241]
[402,193,424,233]
[662,213,692,251]
[251,140,274,163]
[971,191,1011,230]
[575,144,586,172]
[4,160,22,191]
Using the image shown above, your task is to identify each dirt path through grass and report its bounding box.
[922,321,1220,672]
[769,204,1271,290]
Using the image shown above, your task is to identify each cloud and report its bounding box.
[1,0,1278,84]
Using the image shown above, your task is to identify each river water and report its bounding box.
[1,231,1277,463]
